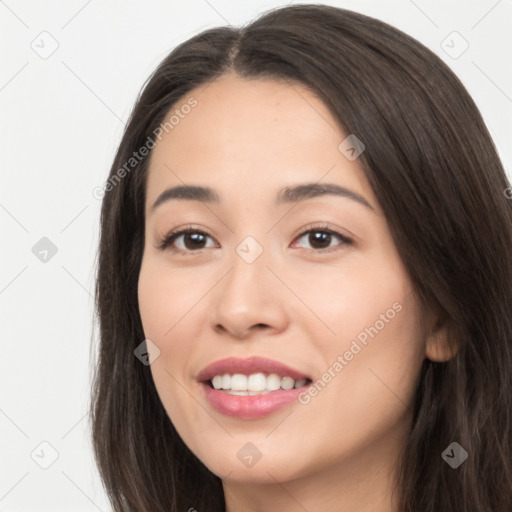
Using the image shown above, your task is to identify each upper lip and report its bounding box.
[197,356,312,382]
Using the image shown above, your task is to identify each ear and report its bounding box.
[425,314,459,362]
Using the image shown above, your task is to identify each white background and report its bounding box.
[1,0,511,510]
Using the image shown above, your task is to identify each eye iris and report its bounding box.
[309,231,331,249]
[184,232,206,249]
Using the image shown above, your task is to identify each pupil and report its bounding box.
[310,231,330,249]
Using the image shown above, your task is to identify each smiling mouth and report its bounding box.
[206,372,312,395]
[198,357,313,418]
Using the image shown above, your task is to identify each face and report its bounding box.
[137,74,430,484]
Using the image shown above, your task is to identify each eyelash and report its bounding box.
[156,223,353,255]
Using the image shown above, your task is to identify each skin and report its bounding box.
[137,73,453,512]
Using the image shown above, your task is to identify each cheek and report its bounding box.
[284,252,413,350]
[289,255,425,419]
[289,293,425,477]
[137,260,209,433]
[137,263,203,391]
[137,259,205,343]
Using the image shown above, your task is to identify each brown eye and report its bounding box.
[179,232,209,250]
[293,227,352,252]
[158,229,217,252]
[306,231,332,249]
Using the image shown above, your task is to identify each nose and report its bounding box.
[209,247,289,340]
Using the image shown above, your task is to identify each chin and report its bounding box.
[186,434,314,485]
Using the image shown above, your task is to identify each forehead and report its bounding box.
[154,74,339,155]
[145,74,375,210]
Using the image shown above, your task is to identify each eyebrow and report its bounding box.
[150,182,374,212]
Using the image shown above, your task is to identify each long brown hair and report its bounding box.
[90,4,512,511]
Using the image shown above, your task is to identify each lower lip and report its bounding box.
[201,382,306,419]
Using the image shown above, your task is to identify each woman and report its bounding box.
[90,4,512,511]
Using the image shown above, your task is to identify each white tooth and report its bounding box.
[221,374,231,390]
[212,375,223,389]
[247,373,267,391]
[267,373,281,391]
[294,379,306,388]
[231,374,248,391]
[215,373,302,392]
[281,376,295,390]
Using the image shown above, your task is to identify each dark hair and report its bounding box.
[90,4,512,511]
